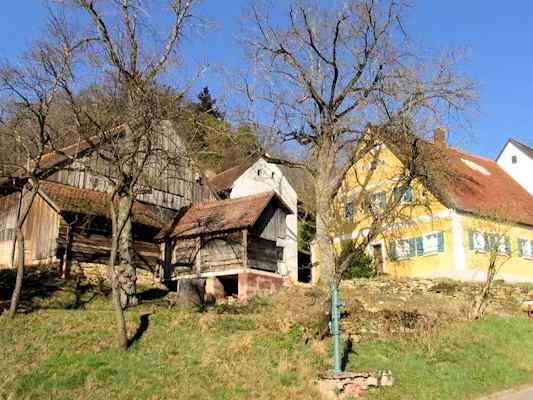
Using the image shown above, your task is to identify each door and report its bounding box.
[372,244,384,274]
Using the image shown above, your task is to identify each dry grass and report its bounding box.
[1,269,533,399]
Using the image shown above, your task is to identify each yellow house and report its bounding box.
[330,132,533,282]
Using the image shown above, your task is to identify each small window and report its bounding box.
[257,169,262,176]
[471,231,486,252]
[512,155,517,164]
[369,160,378,171]
[423,233,439,254]
[363,192,386,213]
[518,239,533,258]
[344,202,354,220]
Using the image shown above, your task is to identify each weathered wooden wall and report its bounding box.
[46,123,215,210]
[56,214,161,270]
[251,203,287,241]
[0,193,19,266]
[1,193,63,266]
[247,236,278,273]
[167,231,279,279]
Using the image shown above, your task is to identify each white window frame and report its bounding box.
[520,238,533,259]
[422,232,439,255]
[472,231,486,253]
[396,239,412,259]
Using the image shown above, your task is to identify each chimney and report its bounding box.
[433,128,446,145]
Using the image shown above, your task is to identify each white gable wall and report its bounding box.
[230,159,299,281]
[497,142,533,195]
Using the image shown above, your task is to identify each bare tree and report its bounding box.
[469,206,516,320]
[241,0,475,286]
[46,0,203,349]
[0,31,77,317]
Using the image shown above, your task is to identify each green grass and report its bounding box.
[350,316,533,399]
[2,272,533,399]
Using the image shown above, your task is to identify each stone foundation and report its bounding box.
[238,272,284,301]
[317,370,393,399]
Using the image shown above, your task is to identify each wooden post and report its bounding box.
[242,229,248,270]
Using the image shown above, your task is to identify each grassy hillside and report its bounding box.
[1,269,533,399]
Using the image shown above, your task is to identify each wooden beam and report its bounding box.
[243,229,248,270]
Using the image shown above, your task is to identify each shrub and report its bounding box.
[338,242,376,280]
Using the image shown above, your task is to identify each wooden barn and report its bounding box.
[0,121,215,272]
[162,192,293,301]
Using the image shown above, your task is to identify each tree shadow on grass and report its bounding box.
[0,267,108,314]
[128,313,152,348]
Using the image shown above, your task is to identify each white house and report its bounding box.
[496,139,533,195]
[210,157,302,281]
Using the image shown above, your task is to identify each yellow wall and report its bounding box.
[330,142,533,283]
[460,213,533,280]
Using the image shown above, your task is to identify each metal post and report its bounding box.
[331,283,342,373]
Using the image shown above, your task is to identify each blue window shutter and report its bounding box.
[416,237,424,256]
[437,232,445,252]
[518,239,524,257]
[468,231,474,250]
[380,192,387,209]
[505,236,511,255]
[393,188,400,203]
[483,233,490,252]
[404,187,413,202]
[389,241,398,260]
[409,238,416,257]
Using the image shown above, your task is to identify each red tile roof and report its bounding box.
[39,180,170,229]
[209,157,258,193]
[172,192,292,238]
[436,146,533,226]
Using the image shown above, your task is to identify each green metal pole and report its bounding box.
[331,283,342,373]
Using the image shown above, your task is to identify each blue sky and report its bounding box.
[1,1,532,159]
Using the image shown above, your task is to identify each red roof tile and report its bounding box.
[39,180,169,229]
[209,157,258,192]
[172,192,291,238]
[437,146,533,226]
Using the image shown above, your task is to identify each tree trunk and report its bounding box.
[117,195,137,309]
[7,185,38,318]
[472,260,497,319]
[107,232,129,350]
[107,196,131,350]
[314,136,337,287]
[8,228,25,318]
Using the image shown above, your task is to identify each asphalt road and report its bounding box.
[481,386,533,400]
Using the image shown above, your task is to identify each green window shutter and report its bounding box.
[404,187,413,202]
[389,241,398,261]
[437,232,445,252]
[468,231,474,250]
[518,239,524,257]
[409,238,416,257]
[416,237,424,256]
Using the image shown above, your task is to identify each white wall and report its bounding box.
[497,142,533,195]
[230,159,299,281]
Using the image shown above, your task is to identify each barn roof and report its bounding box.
[38,180,172,229]
[171,191,292,238]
